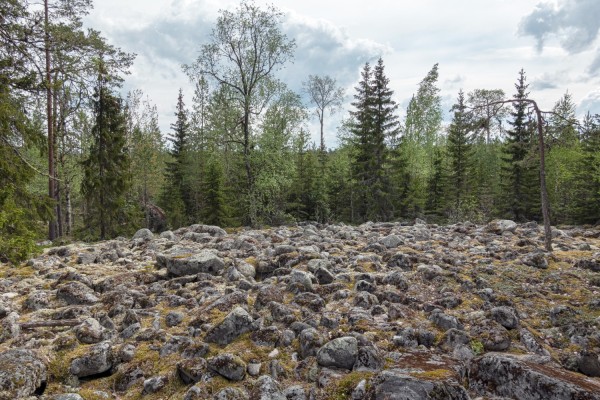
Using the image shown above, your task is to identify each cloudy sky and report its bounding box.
[84,0,600,147]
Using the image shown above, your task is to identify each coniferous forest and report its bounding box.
[2,0,600,264]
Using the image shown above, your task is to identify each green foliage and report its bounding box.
[501,69,539,221]
[349,58,398,221]
[81,64,133,240]
[445,89,474,217]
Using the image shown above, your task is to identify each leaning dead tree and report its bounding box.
[470,98,553,252]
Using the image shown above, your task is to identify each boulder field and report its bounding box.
[1,220,600,399]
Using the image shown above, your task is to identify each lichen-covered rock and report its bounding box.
[316,336,358,370]
[205,306,254,346]
[69,340,114,378]
[469,353,600,399]
[75,317,108,344]
[132,228,154,241]
[0,349,47,398]
[299,328,324,359]
[490,306,519,330]
[207,353,246,381]
[56,281,99,305]
[487,219,518,234]
[156,247,225,276]
[367,370,470,399]
[251,375,285,400]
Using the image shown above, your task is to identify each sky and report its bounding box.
[84,0,600,147]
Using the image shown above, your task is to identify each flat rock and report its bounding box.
[156,247,225,276]
[469,353,600,400]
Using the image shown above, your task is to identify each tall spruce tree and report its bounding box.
[349,62,374,221]
[349,59,398,221]
[160,89,192,228]
[573,113,600,224]
[445,90,473,218]
[81,63,131,240]
[501,69,539,221]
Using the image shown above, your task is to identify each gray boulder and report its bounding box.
[157,248,225,276]
[251,375,285,400]
[56,281,99,305]
[367,370,470,400]
[205,306,254,346]
[132,228,153,241]
[469,353,600,399]
[0,349,47,399]
[490,306,519,330]
[69,341,114,378]
[208,353,246,381]
[75,317,108,344]
[487,219,518,234]
[316,336,358,370]
[298,328,323,359]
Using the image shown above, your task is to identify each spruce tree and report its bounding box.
[425,147,445,220]
[160,89,192,228]
[445,90,473,219]
[349,58,398,221]
[349,62,374,221]
[501,69,539,221]
[202,159,229,226]
[573,113,600,224]
[81,64,132,240]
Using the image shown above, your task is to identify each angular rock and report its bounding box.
[469,353,600,399]
[490,306,519,330]
[251,375,285,400]
[299,328,323,359]
[208,353,246,381]
[75,317,107,344]
[69,341,114,378]
[156,248,225,276]
[56,281,99,305]
[0,349,47,399]
[177,358,207,384]
[367,370,470,400]
[316,336,358,370]
[205,306,254,346]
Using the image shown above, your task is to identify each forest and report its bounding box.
[2,0,600,264]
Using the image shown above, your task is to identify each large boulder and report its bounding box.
[367,370,470,400]
[316,336,358,370]
[56,281,99,305]
[0,349,47,398]
[70,341,115,378]
[207,353,246,381]
[469,353,600,399]
[205,306,254,346]
[156,248,225,276]
[487,219,518,234]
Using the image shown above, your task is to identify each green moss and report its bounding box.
[470,340,484,356]
[411,369,453,380]
[325,371,373,400]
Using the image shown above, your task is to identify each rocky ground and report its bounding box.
[1,220,600,399]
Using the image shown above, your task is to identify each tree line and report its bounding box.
[2,0,600,263]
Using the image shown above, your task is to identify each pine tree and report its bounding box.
[501,70,539,221]
[81,64,132,240]
[160,89,192,228]
[445,90,474,219]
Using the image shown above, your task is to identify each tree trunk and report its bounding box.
[45,0,56,240]
[65,185,72,236]
[534,105,552,251]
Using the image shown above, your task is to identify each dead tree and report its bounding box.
[470,98,553,251]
